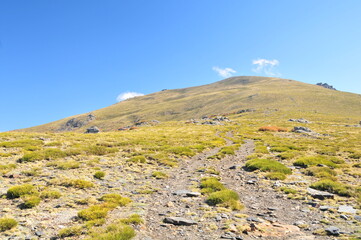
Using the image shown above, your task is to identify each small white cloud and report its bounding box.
[212,66,236,78]
[252,58,281,77]
[116,92,144,102]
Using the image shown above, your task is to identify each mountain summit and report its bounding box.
[22,76,361,132]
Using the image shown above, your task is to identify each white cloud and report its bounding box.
[212,66,236,78]
[252,58,281,77]
[116,92,144,102]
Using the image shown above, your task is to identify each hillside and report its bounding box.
[21,76,361,132]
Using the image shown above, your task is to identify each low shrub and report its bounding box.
[78,205,110,221]
[0,164,16,174]
[277,151,298,160]
[84,145,118,156]
[258,126,288,132]
[152,171,168,179]
[310,179,353,197]
[58,225,83,238]
[279,187,297,194]
[94,171,106,179]
[127,156,146,163]
[245,158,292,174]
[87,223,135,240]
[7,184,37,199]
[265,172,286,180]
[200,177,225,194]
[40,189,62,199]
[167,146,195,157]
[119,214,144,225]
[206,189,240,206]
[349,152,361,159]
[304,167,337,180]
[61,179,94,189]
[99,193,132,206]
[0,139,43,148]
[294,155,343,168]
[0,218,17,232]
[21,195,41,208]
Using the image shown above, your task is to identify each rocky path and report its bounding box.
[135,133,329,240]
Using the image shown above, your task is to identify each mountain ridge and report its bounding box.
[19,76,361,132]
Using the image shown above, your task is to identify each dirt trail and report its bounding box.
[135,133,327,240]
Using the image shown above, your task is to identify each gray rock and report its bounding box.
[186,192,201,197]
[338,205,356,214]
[85,126,100,133]
[340,214,348,220]
[325,226,340,236]
[293,126,313,133]
[289,118,311,123]
[354,215,361,222]
[173,190,201,197]
[307,188,334,200]
[163,217,197,226]
[246,217,263,223]
[319,205,333,211]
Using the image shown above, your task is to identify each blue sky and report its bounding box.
[1,0,361,132]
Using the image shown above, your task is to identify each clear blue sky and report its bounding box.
[1,0,361,132]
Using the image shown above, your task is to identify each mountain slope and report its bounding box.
[22,76,361,132]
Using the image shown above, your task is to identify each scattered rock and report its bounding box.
[237,109,255,114]
[307,188,334,200]
[59,113,95,131]
[319,206,333,211]
[289,118,311,123]
[246,217,263,223]
[325,226,340,236]
[338,205,356,214]
[172,190,200,197]
[354,215,361,222]
[163,217,197,226]
[85,126,100,133]
[316,82,337,90]
[292,126,313,133]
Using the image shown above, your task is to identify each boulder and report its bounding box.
[307,188,334,200]
[85,126,100,134]
[325,226,340,236]
[292,126,313,133]
[163,217,197,226]
[289,118,310,123]
[338,205,356,214]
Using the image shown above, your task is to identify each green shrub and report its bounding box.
[119,214,144,225]
[277,151,298,160]
[200,177,225,194]
[152,171,168,179]
[349,152,361,159]
[265,172,286,180]
[22,167,41,176]
[0,139,43,148]
[56,160,80,170]
[0,164,16,174]
[84,145,118,156]
[7,184,37,199]
[270,146,290,152]
[294,155,343,168]
[94,171,106,179]
[206,189,240,206]
[127,156,146,163]
[167,146,195,157]
[279,187,297,194]
[58,225,83,238]
[78,205,110,221]
[245,158,292,174]
[22,195,41,208]
[310,179,353,197]
[40,189,62,199]
[43,148,67,160]
[0,218,17,232]
[18,151,45,162]
[99,194,132,206]
[87,223,135,240]
[61,179,94,189]
[304,167,337,180]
